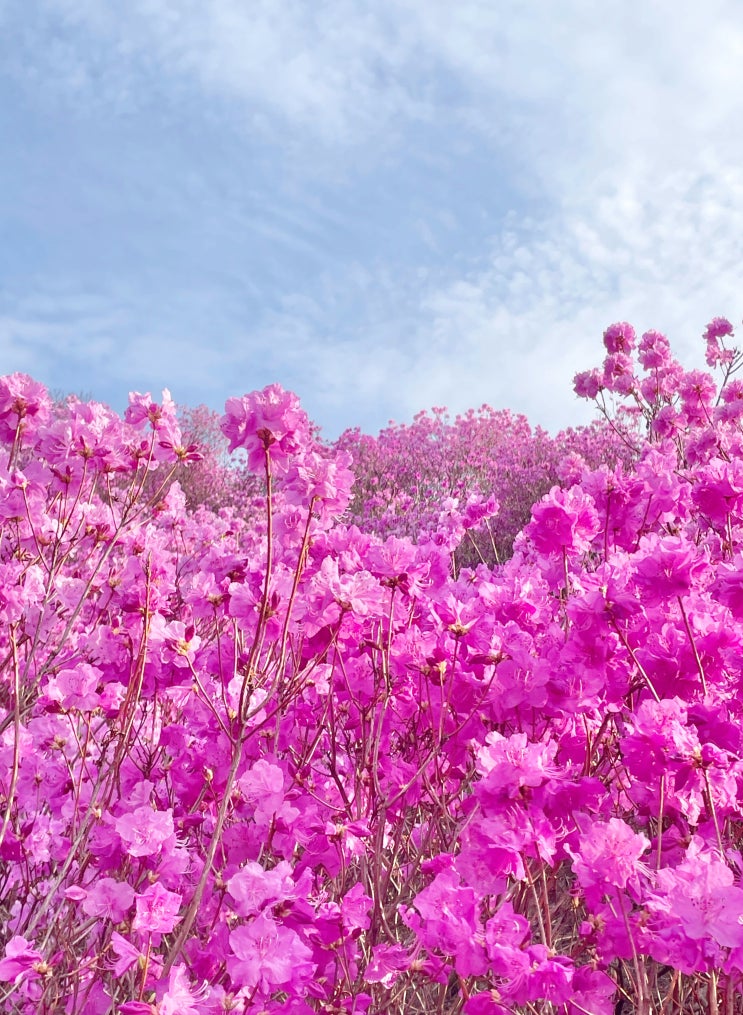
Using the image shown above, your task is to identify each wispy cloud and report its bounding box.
[16,1,742,175]
[1,1,742,436]
[403,167,743,430]
[253,168,743,433]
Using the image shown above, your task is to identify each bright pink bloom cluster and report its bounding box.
[334,405,631,565]
[2,318,743,1013]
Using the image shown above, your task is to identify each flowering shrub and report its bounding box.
[2,318,743,1013]
[335,407,632,564]
[48,392,260,519]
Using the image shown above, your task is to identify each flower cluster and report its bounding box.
[334,405,631,565]
[1,317,743,1014]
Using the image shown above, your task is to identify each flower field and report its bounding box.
[3,320,743,1013]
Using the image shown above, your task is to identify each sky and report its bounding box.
[1,1,743,440]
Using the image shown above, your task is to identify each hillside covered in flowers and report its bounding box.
[2,319,743,1014]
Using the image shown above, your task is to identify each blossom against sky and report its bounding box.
[1,1,742,436]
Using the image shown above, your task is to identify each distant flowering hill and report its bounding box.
[334,406,634,565]
[0,318,743,1013]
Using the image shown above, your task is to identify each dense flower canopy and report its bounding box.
[2,319,743,1013]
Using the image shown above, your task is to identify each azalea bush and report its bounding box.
[334,406,632,565]
[2,318,743,1013]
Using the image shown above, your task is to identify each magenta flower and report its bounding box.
[45,663,102,711]
[238,759,287,824]
[568,818,649,891]
[621,697,698,785]
[314,555,385,616]
[567,967,616,1015]
[463,994,512,1015]
[0,936,44,985]
[679,369,716,423]
[404,870,487,976]
[603,322,636,354]
[508,945,574,1005]
[163,619,201,668]
[704,316,734,342]
[637,329,672,369]
[284,449,355,518]
[228,912,314,992]
[476,731,559,801]
[693,459,743,526]
[712,559,743,617]
[133,882,182,936]
[364,943,412,987]
[125,388,179,435]
[573,368,602,399]
[649,851,743,954]
[649,404,681,439]
[221,384,310,472]
[633,534,706,605]
[704,317,736,367]
[110,932,145,976]
[227,860,295,917]
[158,964,205,1015]
[81,877,136,922]
[340,881,372,934]
[527,485,599,555]
[0,373,51,441]
[115,805,175,857]
[484,902,530,972]
[602,352,636,394]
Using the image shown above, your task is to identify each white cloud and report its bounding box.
[394,168,743,429]
[251,167,743,434]
[17,2,740,175]
[5,163,742,436]
[3,1,743,436]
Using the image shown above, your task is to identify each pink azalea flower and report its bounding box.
[649,851,743,951]
[238,759,286,823]
[603,352,636,394]
[704,317,735,367]
[45,663,102,711]
[637,329,672,369]
[0,373,51,441]
[221,384,310,473]
[704,316,734,342]
[484,902,531,974]
[527,485,599,555]
[133,882,182,936]
[110,933,145,976]
[284,449,355,519]
[568,818,650,891]
[340,881,372,934]
[603,322,637,355]
[0,936,44,985]
[463,993,512,1015]
[115,805,175,858]
[228,912,314,992]
[125,388,179,439]
[163,619,202,668]
[364,943,411,987]
[227,860,295,917]
[404,870,488,976]
[158,964,205,1015]
[573,368,603,399]
[81,877,136,922]
[633,534,706,605]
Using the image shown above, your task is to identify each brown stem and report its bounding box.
[163,738,244,975]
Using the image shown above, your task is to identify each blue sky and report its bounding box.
[2,1,742,439]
